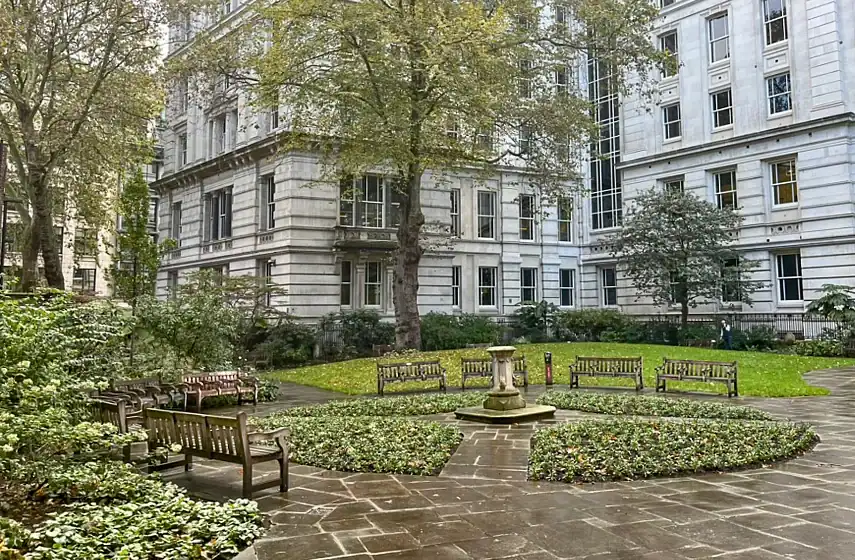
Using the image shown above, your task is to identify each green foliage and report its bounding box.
[536,392,772,420]
[806,284,855,323]
[244,319,316,369]
[282,393,485,418]
[27,490,263,560]
[267,342,852,397]
[0,518,30,559]
[318,310,394,358]
[253,416,462,476]
[512,301,560,343]
[793,339,843,357]
[528,419,817,483]
[553,309,636,341]
[109,169,173,305]
[420,313,500,351]
[608,188,762,325]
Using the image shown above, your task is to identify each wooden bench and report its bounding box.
[107,377,184,409]
[461,357,529,390]
[144,408,289,499]
[182,371,259,412]
[90,398,142,462]
[655,358,738,397]
[376,360,447,396]
[568,356,644,391]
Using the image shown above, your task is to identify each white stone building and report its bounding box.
[154,0,855,320]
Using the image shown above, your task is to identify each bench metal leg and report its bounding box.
[278,452,289,493]
[636,374,644,391]
[569,373,578,389]
[377,378,384,396]
[656,376,665,393]
[185,453,193,472]
[242,463,253,499]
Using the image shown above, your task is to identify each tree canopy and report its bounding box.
[608,188,761,327]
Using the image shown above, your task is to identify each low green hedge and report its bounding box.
[529,419,817,483]
[537,391,773,420]
[281,393,485,417]
[253,415,462,476]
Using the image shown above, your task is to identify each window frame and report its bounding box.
[559,268,575,307]
[170,201,183,240]
[557,198,572,242]
[364,262,383,307]
[601,267,617,307]
[708,13,730,63]
[771,159,798,206]
[72,268,96,294]
[178,133,188,166]
[663,177,684,192]
[520,267,538,303]
[662,103,682,140]
[766,72,792,115]
[714,170,738,210]
[261,175,276,230]
[519,194,535,241]
[204,187,233,241]
[450,188,461,237]
[478,266,498,307]
[776,252,803,302]
[659,31,679,78]
[711,89,733,129]
[340,260,353,307]
[477,191,496,240]
[721,257,742,303]
[452,265,461,308]
[763,0,788,46]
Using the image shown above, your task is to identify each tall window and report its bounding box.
[659,31,679,78]
[261,175,276,230]
[776,253,803,301]
[601,267,617,307]
[519,194,535,241]
[711,89,733,129]
[767,73,792,115]
[664,177,684,192]
[763,0,788,45]
[554,3,568,26]
[559,269,575,307]
[520,268,537,303]
[167,270,179,298]
[771,159,798,205]
[212,114,227,155]
[72,268,96,294]
[477,191,496,239]
[178,79,190,113]
[74,228,97,256]
[229,109,238,147]
[663,103,681,140]
[450,189,461,237]
[204,187,233,241]
[178,133,188,166]
[708,13,729,63]
[339,175,387,228]
[340,261,352,306]
[221,0,233,16]
[518,124,532,155]
[721,258,741,303]
[588,59,621,230]
[452,266,461,307]
[714,170,738,209]
[555,66,570,96]
[519,60,533,99]
[364,262,382,306]
[478,267,497,307]
[170,201,182,240]
[558,198,572,242]
[258,259,274,307]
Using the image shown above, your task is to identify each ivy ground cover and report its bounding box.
[529,419,818,483]
[267,342,854,397]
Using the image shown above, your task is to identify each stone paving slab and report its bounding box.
[163,370,855,559]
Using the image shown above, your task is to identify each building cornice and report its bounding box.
[618,113,855,170]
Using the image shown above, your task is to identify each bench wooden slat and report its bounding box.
[655,358,738,397]
[568,356,644,391]
[182,371,260,412]
[376,360,447,396]
[460,357,529,390]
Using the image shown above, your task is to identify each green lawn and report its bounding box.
[266,343,855,398]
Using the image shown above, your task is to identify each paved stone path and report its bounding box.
[166,372,855,560]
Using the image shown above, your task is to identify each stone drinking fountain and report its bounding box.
[455,346,556,424]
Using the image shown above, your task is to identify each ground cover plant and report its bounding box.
[537,392,774,420]
[528,419,818,483]
[268,342,854,397]
[252,415,462,476]
[280,393,485,417]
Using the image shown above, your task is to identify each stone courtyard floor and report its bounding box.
[165,369,855,560]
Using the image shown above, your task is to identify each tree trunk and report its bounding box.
[680,298,689,341]
[19,221,41,291]
[31,172,64,289]
[392,168,425,350]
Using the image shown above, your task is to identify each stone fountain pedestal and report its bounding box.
[454,346,556,424]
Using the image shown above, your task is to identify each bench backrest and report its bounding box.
[91,399,131,434]
[113,377,159,392]
[144,408,249,460]
[182,371,242,386]
[461,357,527,374]
[662,359,737,377]
[574,356,642,373]
[377,360,443,378]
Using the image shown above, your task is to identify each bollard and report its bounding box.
[544,352,553,386]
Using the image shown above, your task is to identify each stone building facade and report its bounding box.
[154,0,855,319]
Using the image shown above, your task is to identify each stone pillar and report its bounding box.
[483,346,526,411]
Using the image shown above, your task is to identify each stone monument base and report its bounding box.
[483,389,527,411]
[454,404,556,425]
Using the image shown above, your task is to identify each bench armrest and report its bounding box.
[248,427,290,451]
[238,376,259,388]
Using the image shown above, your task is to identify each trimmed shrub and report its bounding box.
[245,319,316,369]
[554,309,637,342]
[536,392,773,420]
[793,339,843,357]
[319,309,395,357]
[529,419,817,483]
[420,313,500,351]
